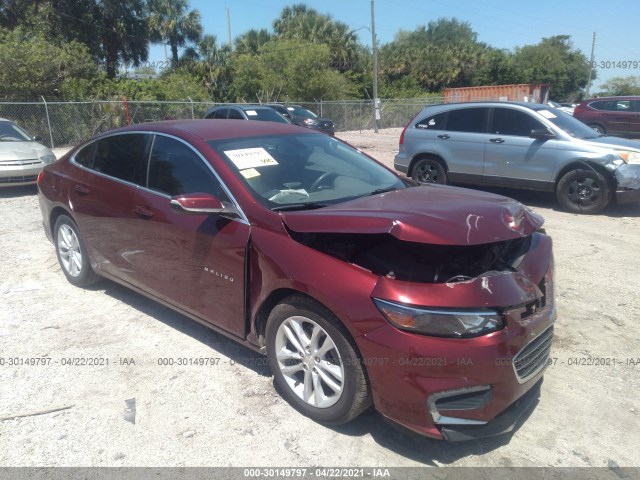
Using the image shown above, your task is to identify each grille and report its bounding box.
[0,174,38,184]
[513,326,553,383]
[0,159,40,166]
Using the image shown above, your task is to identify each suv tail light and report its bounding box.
[399,112,419,146]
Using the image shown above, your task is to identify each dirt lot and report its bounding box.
[1,129,639,468]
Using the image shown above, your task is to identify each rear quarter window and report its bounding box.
[415,111,447,130]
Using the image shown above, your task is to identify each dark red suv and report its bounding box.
[38,120,556,441]
[573,96,640,137]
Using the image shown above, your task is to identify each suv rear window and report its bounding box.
[445,108,489,133]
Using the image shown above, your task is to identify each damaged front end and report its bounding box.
[287,230,531,285]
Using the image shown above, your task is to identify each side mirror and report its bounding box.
[170,193,240,218]
[530,128,555,140]
[33,135,43,142]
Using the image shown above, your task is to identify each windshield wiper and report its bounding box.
[271,202,328,212]
[369,187,399,196]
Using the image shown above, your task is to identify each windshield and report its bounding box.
[209,133,406,210]
[532,107,600,139]
[289,106,317,119]
[245,108,290,123]
[0,121,32,142]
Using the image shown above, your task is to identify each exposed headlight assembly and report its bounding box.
[374,298,504,338]
[39,154,56,164]
[303,118,319,125]
[618,151,640,165]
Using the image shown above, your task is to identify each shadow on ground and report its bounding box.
[95,277,534,465]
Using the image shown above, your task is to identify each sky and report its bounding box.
[148,0,640,92]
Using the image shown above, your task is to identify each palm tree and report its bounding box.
[234,28,272,55]
[148,0,202,65]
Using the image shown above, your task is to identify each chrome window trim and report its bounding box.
[69,130,249,225]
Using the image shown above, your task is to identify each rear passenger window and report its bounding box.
[74,142,97,168]
[228,109,244,120]
[416,112,447,130]
[148,136,228,199]
[212,109,228,119]
[92,134,150,185]
[491,108,545,136]
[446,108,488,133]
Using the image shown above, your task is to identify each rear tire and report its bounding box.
[411,157,447,184]
[556,168,612,214]
[53,215,99,287]
[266,295,371,425]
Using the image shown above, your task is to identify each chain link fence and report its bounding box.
[0,97,444,148]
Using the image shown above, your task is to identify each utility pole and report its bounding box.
[585,32,596,98]
[227,6,233,51]
[371,0,379,133]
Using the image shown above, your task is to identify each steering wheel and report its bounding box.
[309,172,338,191]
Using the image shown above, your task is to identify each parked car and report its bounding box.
[266,104,335,135]
[547,100,574,115]
[204,104,290,124]
[0,118,56,187]
[573,96,640,137]
[394,102,640,214]
[38,120,556,441]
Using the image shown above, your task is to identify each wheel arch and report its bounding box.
[253,288,365,361]
[49,206,75,238]
[407,153,448,177]
[554,160,616,191]
[587,122,607,134]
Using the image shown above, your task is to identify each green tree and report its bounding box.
[231,39,357,102]
[511,35,593,100]
[273,4,360,72]
[180,34,233,100]
[599,76,640,96]
[0,27,98,98]
[234,28,272,55]
[379,18,490,93]
[148,0,202,65]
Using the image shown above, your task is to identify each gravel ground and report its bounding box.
[0,129,639,468]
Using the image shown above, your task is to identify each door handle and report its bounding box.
[490,137,505,143]
[134,206,154,218]
[437,134,450,139]
[74,185,90,195]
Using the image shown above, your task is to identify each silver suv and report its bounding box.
[394,102,640,214]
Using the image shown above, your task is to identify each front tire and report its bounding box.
[556,168,612,214]
[411,157,447,184]
[589,124,606,135]
[53,215,98,287]
[266,296,371,425]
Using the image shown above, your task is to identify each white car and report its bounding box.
[0,119,56,186]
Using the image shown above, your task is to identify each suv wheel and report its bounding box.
[556,168,612,214]
[411,158,447,184]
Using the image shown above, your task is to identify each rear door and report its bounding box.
[483,107,558,189]
[127,135,250,337]
[440,107,490,183]
[69,133,151,286]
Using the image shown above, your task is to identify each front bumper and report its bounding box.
[357,252,555,441]
[440,379,542,441]
[615,187,640,204]
[0,162,44,186]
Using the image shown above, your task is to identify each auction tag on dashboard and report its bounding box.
[538,109,557,119]
[240,168,261,179]
[225,148,279,169]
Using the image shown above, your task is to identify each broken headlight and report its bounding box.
[618,152,640,165]
[374,299,503,338]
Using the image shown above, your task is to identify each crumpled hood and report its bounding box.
[0,141,52,162]
[282,185,544,245]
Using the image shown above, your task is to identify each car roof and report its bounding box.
[209,104,272,111]
[581,96,640,102]
[103,119,315,142]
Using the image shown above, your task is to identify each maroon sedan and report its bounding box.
[38,120,556,441]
